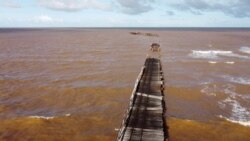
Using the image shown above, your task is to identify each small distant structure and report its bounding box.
[145,33,159,37]
[129,32,159,37]
[147,43,161,59]
[150,43,160,52]
[130,32,140,35]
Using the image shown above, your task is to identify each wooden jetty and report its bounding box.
[117,43,168,141]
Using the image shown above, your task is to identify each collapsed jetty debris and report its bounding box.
[130,32,159,37]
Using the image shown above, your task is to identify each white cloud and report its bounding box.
[38,0,156,15]
[166,11,175,16]
[171,0,250,18]
[38,0,112,12]
[34,15,63,23]
[116,0,155,15]
[1,0,21,8]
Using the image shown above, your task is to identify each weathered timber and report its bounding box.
[117,57,168,141]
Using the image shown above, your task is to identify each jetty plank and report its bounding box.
[117,57,168,141]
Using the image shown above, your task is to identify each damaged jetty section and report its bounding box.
[117,43,169,141]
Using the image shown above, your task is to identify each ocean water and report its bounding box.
[0,28,250,141]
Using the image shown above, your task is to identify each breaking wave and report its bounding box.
[239,46,250,54]
[225,61,235,64]
[28,113,71,120]
[29,116,55,120]
[218,115,250,126]
[222,52,249,59]
[208,61,217,64]
[222,75,250,85]
[190,50,232,59]
[218,84,250,127]
[201,83,250,126]
[190,50,249,59]
[201,84,217,96]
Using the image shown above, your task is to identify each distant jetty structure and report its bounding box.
[117,43,169,141]
[130,32,159,37]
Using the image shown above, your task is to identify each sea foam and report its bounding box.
[201,84,217,96]
[28,113,71,120]
[218,84,250,127]
[190,50,249,59]
[29,116,54,120]
[239,46,250,54]
[225,61,235,64]
[208,61,217,64]
[218,115,250,126]
[222,75,250,85]
[190,50,232,59]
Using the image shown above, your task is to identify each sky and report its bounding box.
[0,0,250,27]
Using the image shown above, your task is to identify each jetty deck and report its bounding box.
[117,56,168,141]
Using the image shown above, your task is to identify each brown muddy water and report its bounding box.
[0,28,250,141]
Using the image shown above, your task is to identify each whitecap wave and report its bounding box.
[29,116,54,120]
[221,52,249,59]
[239,46,250,54]
[208,61,217,64]
[225,61,235,64]
[65,113,71,117]
[222,75,250,85]
[218,84,250,127]
[190,50,232,59]
[219,115,250,126]
[190,50,249,59]
[201,84,217,96]
[28,113,71,120]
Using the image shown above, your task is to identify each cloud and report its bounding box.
[116,0,155,15]
[171,0,250,18]
[166,11,175,16]
[38,0,156,15]
[38,0,112,12]
[0,0,21,8]
[34,15,63,23]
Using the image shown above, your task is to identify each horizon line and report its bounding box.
[1,27,250,29]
